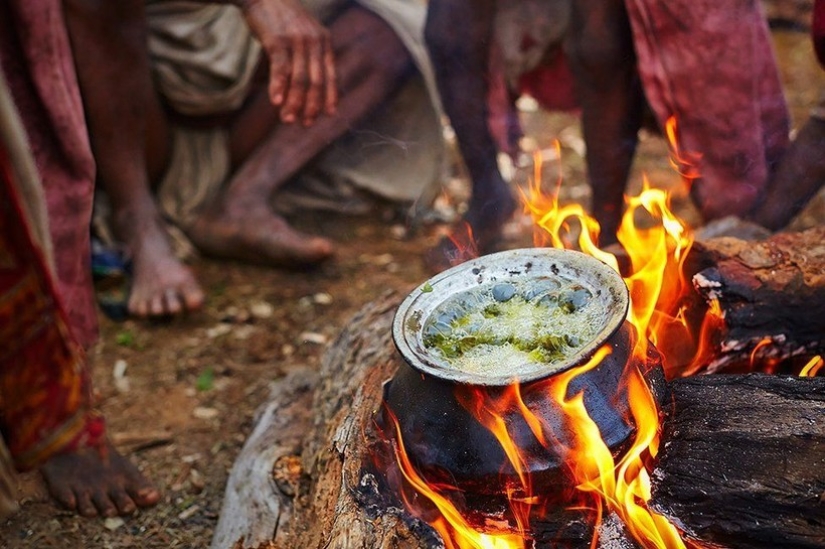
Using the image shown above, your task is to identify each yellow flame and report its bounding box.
[543,348,687,549]
[800,355,824,377]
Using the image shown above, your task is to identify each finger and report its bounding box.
[302,35,325,125]
[267,40,291,106]
[281,35,308,123]
[322,33,337,115]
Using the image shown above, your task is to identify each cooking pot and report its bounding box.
[383,248,668,494]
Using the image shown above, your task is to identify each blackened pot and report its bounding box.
[383,248,668,493]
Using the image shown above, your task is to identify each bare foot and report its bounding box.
[40,441,160,517]
[117,213,205,318]
[127,231,205,318]
[185,203,334,267]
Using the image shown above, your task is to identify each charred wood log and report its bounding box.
[652,374,825,549]
[686,226,825,373]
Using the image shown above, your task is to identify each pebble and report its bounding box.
[206,324,232,339]
[103,517,125,531]
[113,359,130,393]
[193,407,219,420]
[250,301,274,319]
[178,504,200,521]
[233,325,256,341]
[299,332,328,345]
[313,292,333,305]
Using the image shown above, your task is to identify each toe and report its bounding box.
[129,293,149,318]
[75,490,98,517]
[92,491,119,517]
[149,294,165,317]
[47,482,77,512]
[127,481,160,508]
[163,290,183,316]
[182,284,205,311]
[109,488,137,516]
[133,485,161,507]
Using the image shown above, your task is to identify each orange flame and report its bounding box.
[387,407,528,549]
[544,348,687,549]
[445,222,480,267]
[665,116,702,185]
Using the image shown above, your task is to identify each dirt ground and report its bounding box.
[1,29,823,549]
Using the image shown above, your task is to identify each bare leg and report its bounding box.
[185,6,414,266]
[41,441,160,517]
[64,0,204,317]
[566,0,644,246]
[424,0,517,271]
[749,116,825,230]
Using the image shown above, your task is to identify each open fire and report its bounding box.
[375,118,819,548]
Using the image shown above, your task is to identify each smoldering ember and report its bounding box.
[210,175,825,549]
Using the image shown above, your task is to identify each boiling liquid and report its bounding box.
[422,277,606,378]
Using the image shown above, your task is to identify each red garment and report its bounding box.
[0,0,98,348]
[0,0,105,470]
[625,0,790,220]
[0,149,105,471]
[518,48,578,113]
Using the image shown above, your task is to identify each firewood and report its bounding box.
[686,226,825,372]
[210,369,317,549]
[651,374,825,549]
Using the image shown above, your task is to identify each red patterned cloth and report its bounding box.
[0,155,105,470]
[0,0,106,471]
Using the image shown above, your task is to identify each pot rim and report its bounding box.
[392,248,630,386]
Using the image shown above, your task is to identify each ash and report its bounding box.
[597,513,639,549]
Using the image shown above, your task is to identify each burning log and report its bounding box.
[685,226,825,373]
[212,290,825,549]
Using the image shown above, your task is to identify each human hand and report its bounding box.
[238,0,337,125]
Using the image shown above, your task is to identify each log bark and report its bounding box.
[686,226,825,372]
[652,374,825,549]
[213,288,825,549]
[210,368,318,549]
[286,292,442,549]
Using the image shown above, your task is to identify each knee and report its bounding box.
[338,10,413,85]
